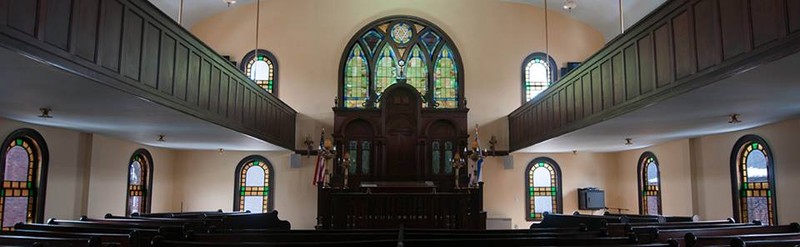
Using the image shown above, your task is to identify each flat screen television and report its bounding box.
[578,188,605,210]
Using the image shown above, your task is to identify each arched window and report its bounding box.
[234,155,274,213]
[0,129,48,230]
[731,135,777,225]
[126,149,153,216]
[241,49,279,95]
[522,52,558,103]
[340,16,463,109]
[525,157,562,221]
[638,152,662,215]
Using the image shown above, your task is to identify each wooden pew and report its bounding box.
[627,222,759,242]
[533,213,627,231]
[685,232,800,247]
[654,223,800,244]
[730,237,800,247]
[0,235,100,247]
[603,212,697,223]
[0,229,133,247]
[604,219,740,237]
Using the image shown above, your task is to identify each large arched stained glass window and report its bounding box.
[1,129,48,231]
[638,152,662,215]
[339,16,463,109]
[525,157,562,221]
[731,135,777,225]
[522,52,558,103]
[241,49,279,95]
[234,156,274,213]
[126,149,153,216]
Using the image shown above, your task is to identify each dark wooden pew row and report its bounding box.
[14,223,170,247]
[0,235,99,247]
[605,219,741,237]
[0,230,132,247]
[685,232,800,247]
[604,212,697,223]
[730,237,800,247]
[653,223,800,244]
[628,222,762,242]
[533,213,628,231]
[105,211,290,231]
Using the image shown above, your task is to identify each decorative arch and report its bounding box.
[234,155,274,213]
[525,157,563,221]
[521,52,558,103]
[0,128,49,230]
[343,119,376,176]
[427,119,459,176]
[730,135,777,225]
[339,15,464,109]
[126,149,153,216]
[241,49,279,95]
[637,152,662,215]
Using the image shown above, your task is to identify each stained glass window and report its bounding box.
[638,152,662,215]
[406,45,428,97]
[525,157,562,221]
[431,141,440,174]
[241,49,279,94]
[348,141,358,175]
[234,156,273,213]
[126,149,152,216]
[375,45,399,99]
[434,45,458,109]
[340,17,462,109]
[362,141,371,174]
[732,135,776,225]
[1,129,48,231]
[522,53,557,103]
[443,141,453,174]
[344,44,369,108]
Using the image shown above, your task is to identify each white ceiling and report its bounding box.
[504,0,668,42]
[0,47,285,151]
[148,0,257,29]
[517,52,800,153]
[149,0,667,42]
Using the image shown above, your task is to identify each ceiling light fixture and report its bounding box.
[728,114,741,124]
[38,108,53,118]
[224,0,236,7]
[562,0,577,12]
[625,138,632,145]
[157,135,166,142]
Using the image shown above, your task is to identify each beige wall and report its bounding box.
[487,152,617,229]
[689,120,800,224]
[85,135,178,218]
[190,0,605,150]
[0,118,90,221]
[171,150,317,228]
[612,139,694,216]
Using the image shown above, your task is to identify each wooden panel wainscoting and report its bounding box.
[0,0,296,149]
[509,0,800,151]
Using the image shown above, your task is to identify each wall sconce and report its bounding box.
[489,135,498,155]
[625,138,632,145]
[303,134,314,156]
[157,135,166,142]
[223,0,236,7]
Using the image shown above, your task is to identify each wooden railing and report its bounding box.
[0,0,296,149]
[509,0,800,151]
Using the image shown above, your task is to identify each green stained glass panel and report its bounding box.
[433,45,458,108]
[375,45,398,99]
[348,141,357,174]
[406,45,428,97]
[344,44,369,108]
